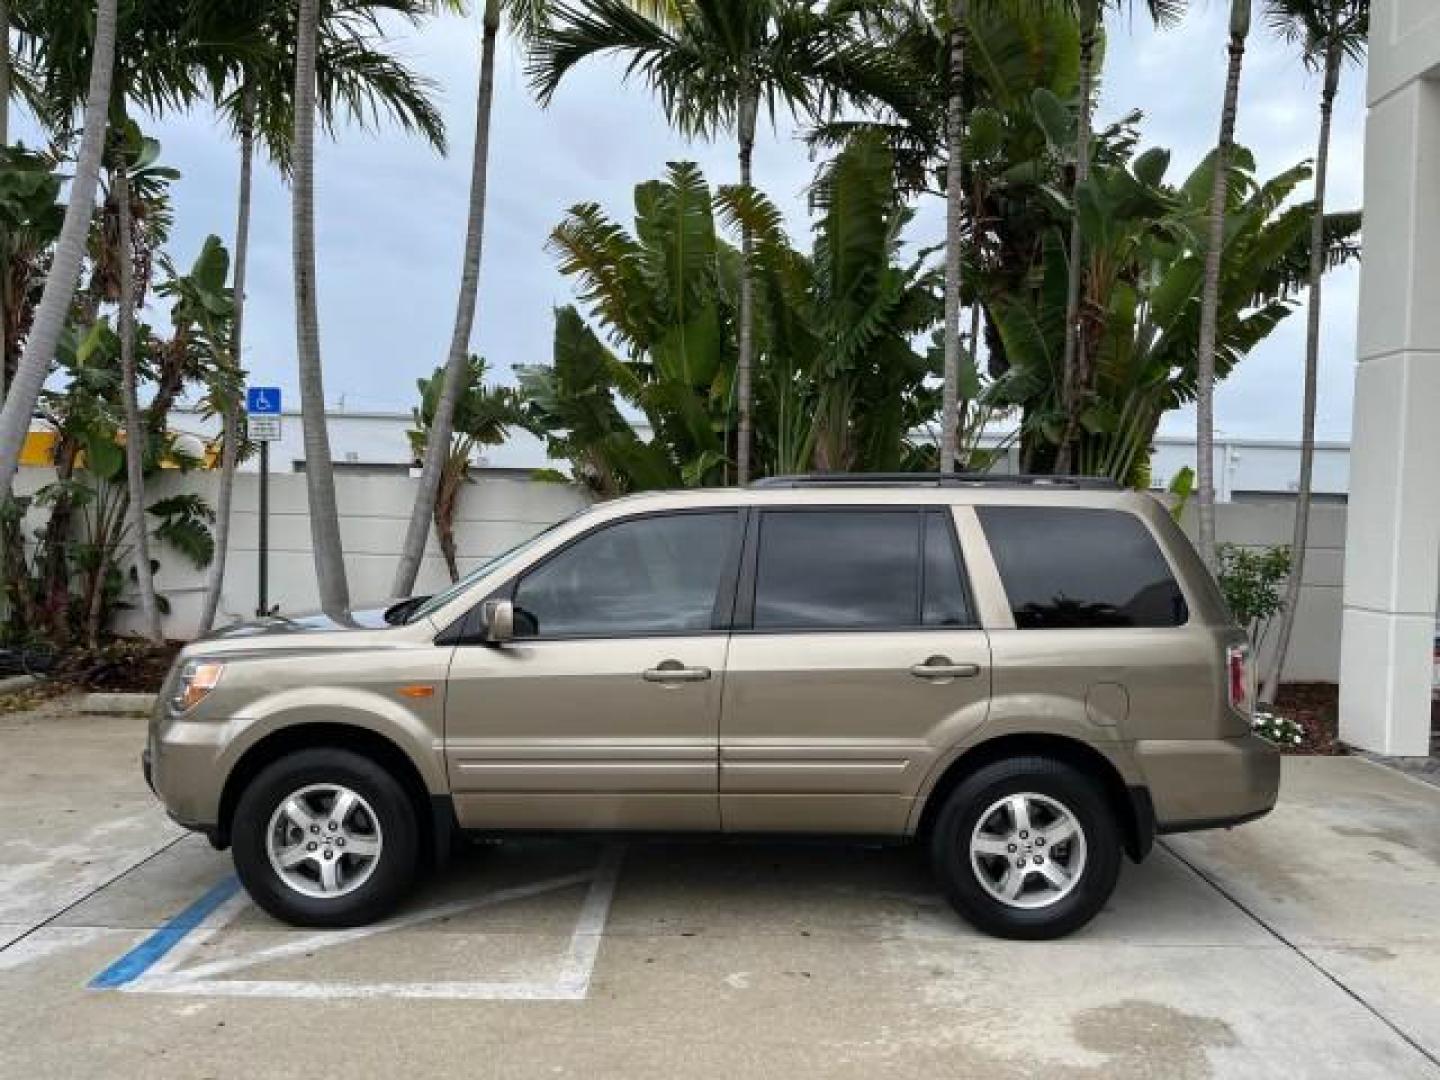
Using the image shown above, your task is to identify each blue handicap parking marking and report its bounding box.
[89,875,242,990]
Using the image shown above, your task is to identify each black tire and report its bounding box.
[929,756,1121,940]
[232,748,419,928]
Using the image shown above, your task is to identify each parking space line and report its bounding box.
[149,870,595,986]
[1160,839,1440,1073]
[88,875,242,989]
[554,843,624,996]
[91,844,627,1001]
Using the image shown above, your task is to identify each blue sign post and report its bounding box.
[245,387,282,617]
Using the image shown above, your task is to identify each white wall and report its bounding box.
[12,469,592,639]
[1180,500,1348,684]
[10,470,1346,682]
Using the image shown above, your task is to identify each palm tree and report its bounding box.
[202,0,449,629]
[392,0,535,599]
[1052,0,1185,474]
[13,2,264,639]
[0,0,117,502]
[291,0,351,613]
[112,131,162,640]
[53,5,258,641]
[0,0,11,407]
[940,0,966,474]
[1260,0,1367,700]
[529,0,898,485]
[289,0,454,615]
[198,86,253,634]
[1194,0,1252,572]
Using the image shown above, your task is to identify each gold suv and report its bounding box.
[146,475,1279,939]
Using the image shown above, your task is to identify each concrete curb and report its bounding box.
[0,674,38,695]
[80,692,156,716]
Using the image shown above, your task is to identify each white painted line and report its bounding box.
[121,845,625,1001]
[553,844,624,997]
[154,871,593,984]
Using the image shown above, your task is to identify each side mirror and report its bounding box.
[480,599,514,645]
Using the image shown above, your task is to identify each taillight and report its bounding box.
[1227,644,1254,716]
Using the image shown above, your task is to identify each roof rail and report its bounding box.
[750,472,1122,490]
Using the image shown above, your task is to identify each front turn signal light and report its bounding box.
[171,660,225,713]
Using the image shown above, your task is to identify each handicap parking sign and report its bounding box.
[246,386,282,415]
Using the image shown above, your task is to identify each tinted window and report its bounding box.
[978,507,1187,629]
[923,512,971,627]
[513,512,736,637]
[754,511,920,629]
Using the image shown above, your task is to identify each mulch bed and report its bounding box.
[0,638,180,715]
[1270,682,1344,755]
[52,639,182,692]
[0,638,181,695]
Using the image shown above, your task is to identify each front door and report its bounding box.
[444,510,742,831]
[721,508,992,834]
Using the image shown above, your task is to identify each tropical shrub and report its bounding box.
[519,134,990,494]
[1216,543,1293,652]
[407,356,530,581]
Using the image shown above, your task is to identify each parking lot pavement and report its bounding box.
[2,701,1439,1079]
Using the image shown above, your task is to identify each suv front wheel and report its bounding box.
[232,749,419,927]
[930,756,1121,939]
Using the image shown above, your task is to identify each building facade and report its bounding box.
[1339,0,1440,755]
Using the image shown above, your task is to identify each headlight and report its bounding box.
[170,660,225,713]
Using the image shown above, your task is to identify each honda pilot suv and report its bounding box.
[146,475,1279,939]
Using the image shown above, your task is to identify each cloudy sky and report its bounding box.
[24,4,1368,442]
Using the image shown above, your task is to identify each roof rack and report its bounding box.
[750,472,1122,490]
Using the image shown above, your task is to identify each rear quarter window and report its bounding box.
[977,506,1188,629]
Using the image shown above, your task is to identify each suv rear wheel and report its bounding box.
[930,756,1121,939]
[232,749,419,927]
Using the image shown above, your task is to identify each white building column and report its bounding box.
[1339,0,1440,756]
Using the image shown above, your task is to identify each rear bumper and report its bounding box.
[1133,733,1280,834]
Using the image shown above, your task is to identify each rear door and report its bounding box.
[720,507,992,834]
[444,509,742,831]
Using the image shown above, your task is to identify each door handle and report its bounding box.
[643,661,712,683]
[909,658,981,680]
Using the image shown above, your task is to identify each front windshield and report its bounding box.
[404,508,591,624]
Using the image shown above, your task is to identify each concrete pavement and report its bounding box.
[1,698,1438,1078]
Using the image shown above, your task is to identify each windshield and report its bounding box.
[404,508,591,624]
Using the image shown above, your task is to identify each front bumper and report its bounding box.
[145,704,231,832]
[1133,733,1281,834]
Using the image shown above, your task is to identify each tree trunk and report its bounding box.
[939,0,966,474]
[0,0,117,501]
[292,0,350,613]
[391,0,500,599]
[964,298,983,461]
[434,453,463,583]
[1262,30,1340,701]
[115,160,163,642]
[37,440,78,642]
[0,0,11,407]
[1055,8,1097,475]
[199,84,256,634]
[735,87,758,485]
[1195,0,1251,574]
